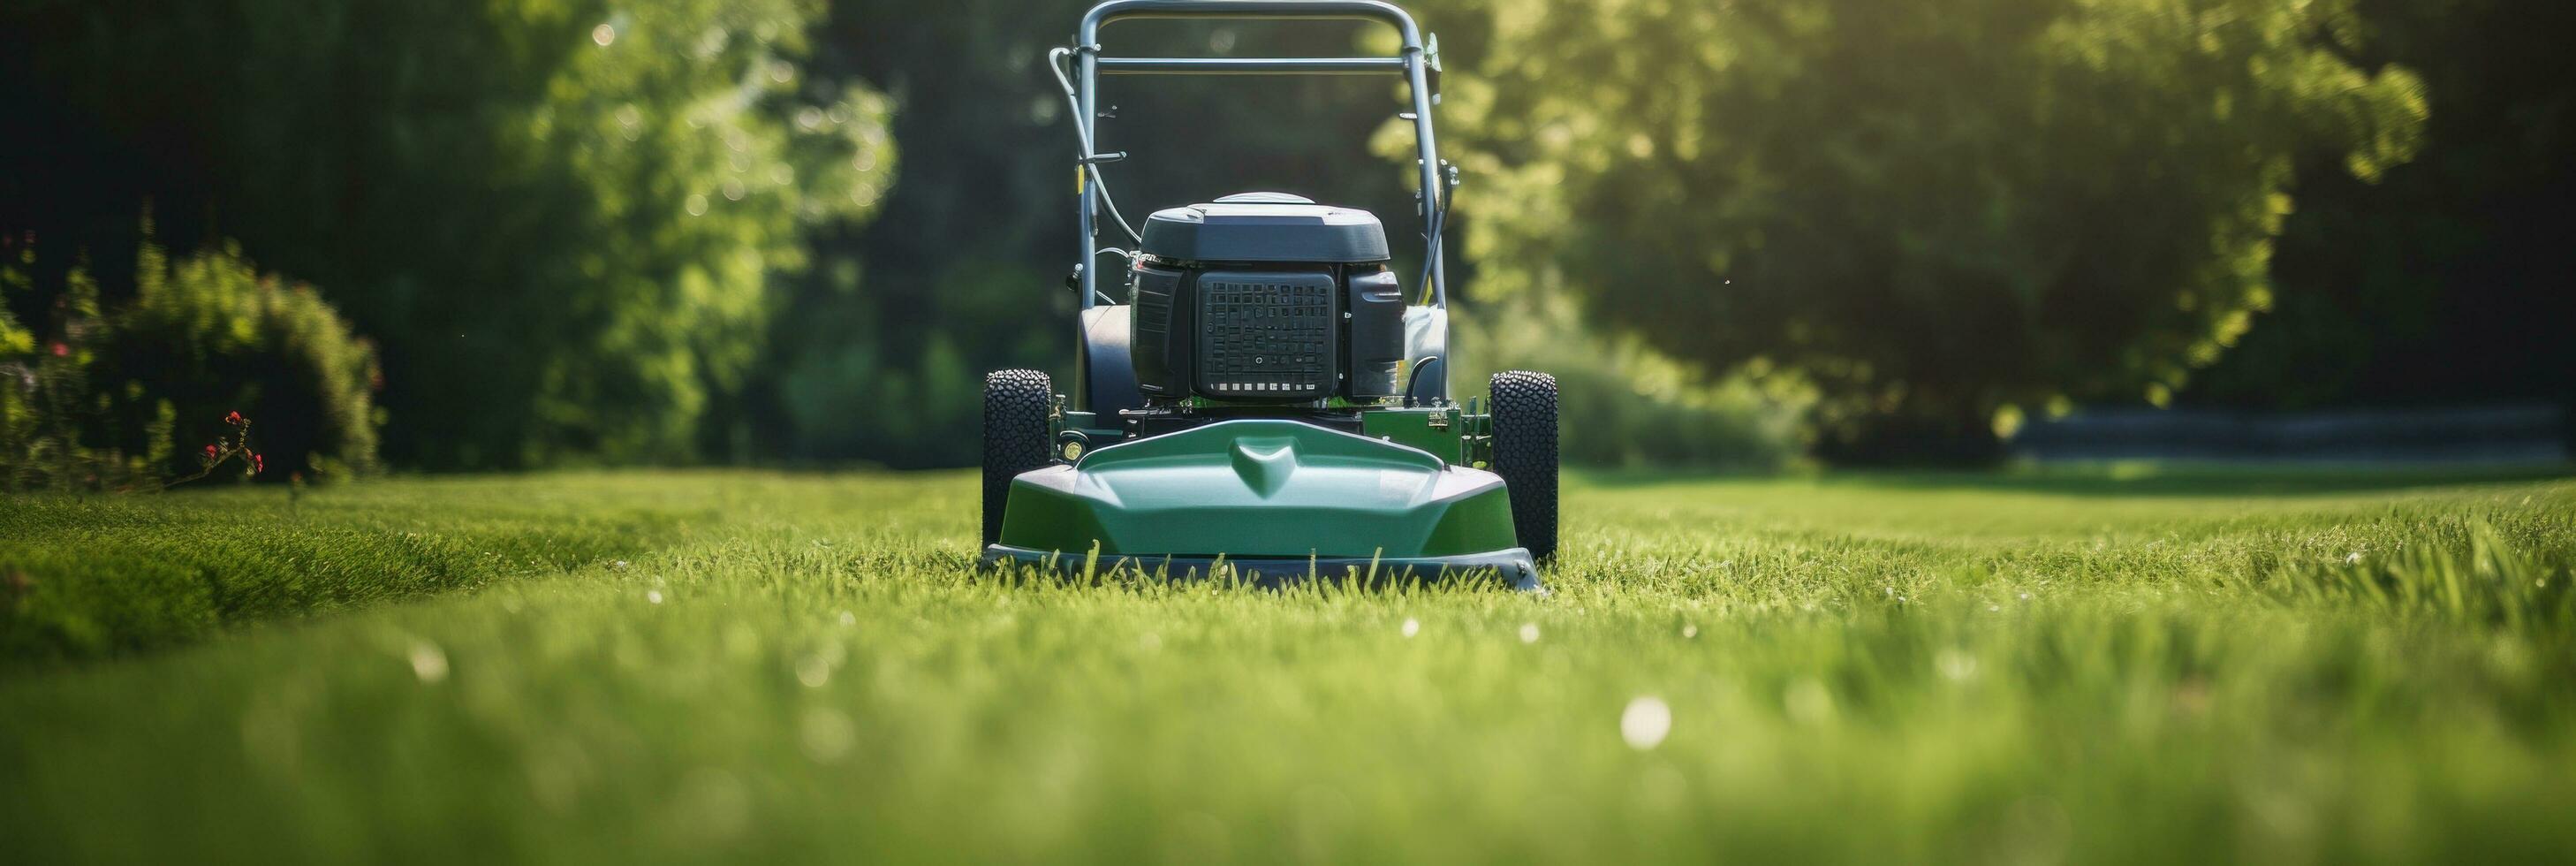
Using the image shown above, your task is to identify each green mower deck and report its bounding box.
[980,419,1540,589]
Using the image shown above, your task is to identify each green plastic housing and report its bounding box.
[990,419,1527,571]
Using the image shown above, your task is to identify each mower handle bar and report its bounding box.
[1094,57,1408,75]
[1071,0,1451,401]
[1080,0,1426,58]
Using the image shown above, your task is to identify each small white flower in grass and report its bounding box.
[1621,695,1672,750]
[1681,624,1698,639]
[647,589,664,605]
[2345,551,2364,566]
[1519,623,1541,643]
[610,559,629,571]
[837,611,856,627]
[409,641,450,683]
[2019,592,2032,601]
[1989,604,2002,612]
[1401,618,1421,638]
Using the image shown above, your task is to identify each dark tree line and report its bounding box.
[4,0,2564,469]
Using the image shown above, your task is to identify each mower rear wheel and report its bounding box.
[982,368,1054,545]
[1489,370,1560,561]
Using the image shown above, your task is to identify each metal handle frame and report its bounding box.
[1072,0,1451,398]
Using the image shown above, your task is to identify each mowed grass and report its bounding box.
[4,467,2574,863]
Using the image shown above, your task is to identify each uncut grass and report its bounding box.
[3,468,2573,862]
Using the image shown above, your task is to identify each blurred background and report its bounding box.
[2,0,2567,487]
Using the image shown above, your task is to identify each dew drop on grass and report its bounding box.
[799,708,855,763]
[794,653,830,687]
[1621,696,1671,750]
[410,642,450,683]
[1519,623,1541,643]
[1936,648,1980,683]
[1401,618,1421,638]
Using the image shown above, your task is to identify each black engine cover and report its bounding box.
[1139,193,1390,264]
[1126,193,1400,405]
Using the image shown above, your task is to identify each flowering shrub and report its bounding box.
[164,410,264,488]
[1,223,380,490]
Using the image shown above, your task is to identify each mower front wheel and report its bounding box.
[1489,370,1559,562]
[982,369,1054,545]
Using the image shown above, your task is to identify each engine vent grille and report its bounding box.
[1196,271,1337,399]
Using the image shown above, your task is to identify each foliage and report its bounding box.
[2187,0,2576,414]
[0,0,893,467]
[1421,0,2428,460]
[1459,293,1811,469]
[0,239,155,491]
[0,228,380,490]
[4,468,2574,858]
[19,0,2553,468]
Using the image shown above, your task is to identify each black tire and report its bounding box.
[982,369,1054,545]
[1489,370,1559,561]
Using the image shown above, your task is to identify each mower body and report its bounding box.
[980,0,1553,588]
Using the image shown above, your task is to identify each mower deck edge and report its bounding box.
[979,544,1541,591]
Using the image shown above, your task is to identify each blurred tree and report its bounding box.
[1421,0,2428,461]
[2186,0,2576,424]
[1,0,891,467]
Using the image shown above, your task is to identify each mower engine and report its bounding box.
[1128,192,1410,406]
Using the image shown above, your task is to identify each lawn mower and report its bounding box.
[978,0,1556,589]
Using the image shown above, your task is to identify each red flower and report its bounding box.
[252,453,265,474]
[49,342,69,357]
[203,444,220,459]
[224,411,244,426]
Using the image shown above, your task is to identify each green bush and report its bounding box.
[5,0,892,468]
[1458,293,1811,470]
[0,228,381,490]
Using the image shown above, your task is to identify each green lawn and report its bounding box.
[4,467,2573,862]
